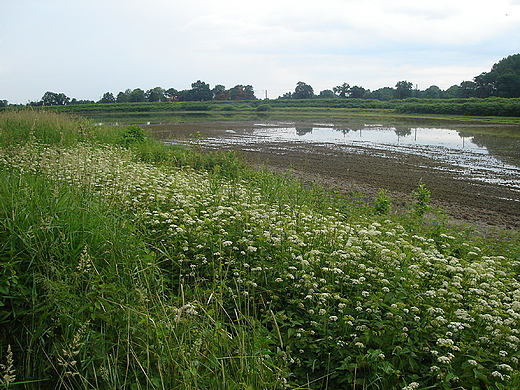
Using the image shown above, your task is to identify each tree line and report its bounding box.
[1,53,518,107]
[18,81,256,107]
[281,54,520,100]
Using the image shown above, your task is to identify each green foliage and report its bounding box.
[411,182,431,216]
[397,97,520,117]
[0,109,122,147]
[1,111,519,389]
[256,103,272,112]
[0,110,94,146]
[293,81,315,99]
[38,97,520,125]
[119,124,147,145]
[374,189,392,215]
[41,91,70,106]
[475,54,520,98]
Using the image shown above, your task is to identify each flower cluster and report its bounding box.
[2,142,519,388]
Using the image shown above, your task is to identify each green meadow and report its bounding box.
[1,110,519,389]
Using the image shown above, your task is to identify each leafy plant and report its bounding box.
[119,124,147,145]
[1,111,519,389]
[374,189,392,215]
[411,182,431,216]
[256,104,272,112]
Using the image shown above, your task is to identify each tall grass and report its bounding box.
[1,111,519,389]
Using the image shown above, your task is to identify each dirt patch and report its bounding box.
[237,141,520,230]
[149,121,520,231]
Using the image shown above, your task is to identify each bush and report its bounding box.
[412,182,431,216]
[256,104,272,112]
[374,189,392,215]
[119,124,147,145]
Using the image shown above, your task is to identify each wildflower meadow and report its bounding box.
[1,110,519,389]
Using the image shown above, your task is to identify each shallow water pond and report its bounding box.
[152,120,520,202]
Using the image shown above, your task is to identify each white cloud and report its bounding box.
[1,0,519,102]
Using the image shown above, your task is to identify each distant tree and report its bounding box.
[0,100,7,107]
[459,81,477,98]
[99,92,116,104]
[333,82,350,98]
[146,87,166,102]
[395,81,413,99]
[243,85,256,100]
[349,85,366,99]
[367,87,395,101]
[423,85,442,99]
[116,89,131,103]
[474,54,520,98]
[128,88,146,102]
[229,85,256,100]
[164,88,178,101]
[293,81,314,99]
[41,91,70,105]
[443,85,462,99]
[474,72,495,98]
[318,89,337,99]
[229,85,245,100]
[70,98,95,105]
[279,92,293,99]
[189,80,212,101]
[212,85,228,100]
[496,72,520,98]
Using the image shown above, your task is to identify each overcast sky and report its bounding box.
[1,0,519,103]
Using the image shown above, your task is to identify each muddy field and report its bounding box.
[149,121,520,230]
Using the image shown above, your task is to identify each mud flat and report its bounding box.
[149,121,520,230]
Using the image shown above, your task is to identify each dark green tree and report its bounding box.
[460,81,477,98]
[423,85,442,99]
[243,85,256,100]
[229,85,256,100]
[443,85,462,98]
[99,92,116,103]
[70,98,95,105]
[474,53,520,98]
[318,89,337,99]
[496,72,520,98]
[349,85,366,99]
[41,91,70,105]
[395,81,413,99]
[367,87,395,101]
[293,81,314,99]
[164,88,178,101]
[146,87,166,102]
[190,80,212,101]
[279,92,294,99]
[116,89,131,103]
[212,85,228,100]
[128,88,146,102]
[333,82,350,98]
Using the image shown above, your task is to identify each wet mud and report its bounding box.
[149,121,520,230]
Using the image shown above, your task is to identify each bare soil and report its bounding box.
[149,121,520,231]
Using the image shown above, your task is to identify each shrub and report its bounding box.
[256,104,272,112]
[412,182,431,216]
[374,189,392,215]
[119,124,147,145]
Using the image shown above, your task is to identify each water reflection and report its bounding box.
[237,122,520,193]
[152,120,520,196]
[262,124,484,151]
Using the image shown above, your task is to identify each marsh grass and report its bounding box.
[1,111,519,389]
